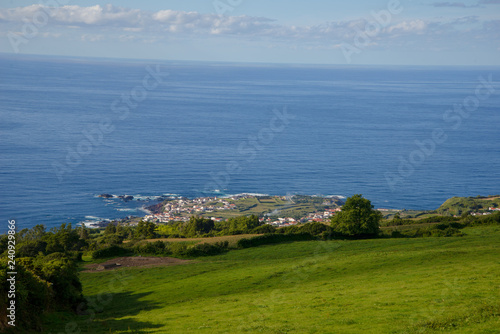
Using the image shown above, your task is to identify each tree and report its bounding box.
[330,194,382,237]
[0,235,7,254]
[104,223,117,236]
[135,221,157,239]
[44,223,86,253]
[391,212,404,226]
[184,216,215,237]
[103,223,125,245]
[221,215,260,235]
[77,226,90,240]
[20,224,46,242]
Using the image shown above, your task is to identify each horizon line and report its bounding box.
[2,52,500,68]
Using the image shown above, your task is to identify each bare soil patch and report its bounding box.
[83,256,190,272]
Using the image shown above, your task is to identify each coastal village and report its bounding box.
[90,194,500,229]
[143,196,239,223]
[142,194,343,227]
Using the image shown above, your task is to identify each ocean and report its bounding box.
[1,54,499,232]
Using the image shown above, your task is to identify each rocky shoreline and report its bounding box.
[98,194,135,202]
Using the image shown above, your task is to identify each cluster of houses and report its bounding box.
[262,217,299,227]
[142,194,346,225]
[259,208,343,227]
[305,208,342,222]
[467,207,500,216]
[144,197,237,223]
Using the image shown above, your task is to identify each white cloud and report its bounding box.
[40,32,62,38]
[432,2,478,8]
[0,4,496,49]
[152,9,276,36]
[123,27,143,32]
[0,4,146,33]
[80,34,105,42]
[387,20,427,34]
[0,5,274,33]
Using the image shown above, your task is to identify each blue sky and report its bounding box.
[0,0,499,65]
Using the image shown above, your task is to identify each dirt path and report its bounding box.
[83,256,191,272]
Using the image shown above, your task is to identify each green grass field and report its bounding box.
[43,225,500,333]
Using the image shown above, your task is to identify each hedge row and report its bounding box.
[237,233,316,248]
[91,245,131,259]
[92,241,231,259]
[133,240,230,257]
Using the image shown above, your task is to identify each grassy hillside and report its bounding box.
[43,226,500,333]
[437,196,500,215]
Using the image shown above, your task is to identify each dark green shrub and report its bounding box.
[169,242,189,256]
[391,230,404,238]
[0,260,52,332]
[299,222,332,236]
[275,225,302,234]
[16,240,48,257]
[133,241,171,256]
[237,233,315,249]
[251,224,276,234]
[184,241,229,257]
[91,245,130,259]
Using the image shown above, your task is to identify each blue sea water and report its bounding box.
[1,54,499,232]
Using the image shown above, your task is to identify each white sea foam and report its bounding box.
[95,193,181,202]
[131,195,155,201]
[79,216,111,228]
[139,207,152,214]
[223,193,270,198]
[326,195,346,199]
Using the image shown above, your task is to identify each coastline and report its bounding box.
[78,192,500,229]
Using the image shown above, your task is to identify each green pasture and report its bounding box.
[44,225,500,333]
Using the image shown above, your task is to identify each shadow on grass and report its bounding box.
[43,291,163,333]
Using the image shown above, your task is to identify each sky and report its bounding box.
[0,0,499,65]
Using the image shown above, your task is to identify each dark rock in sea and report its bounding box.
[146,202,164,214]
[99,194,113,198]
[123,195,134,202]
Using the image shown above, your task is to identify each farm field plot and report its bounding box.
[43,226,500,333]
